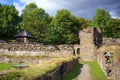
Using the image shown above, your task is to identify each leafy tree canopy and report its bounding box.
[0,3,119,43]
[45,9,81,44]
[108,18,120,38]
[93,8,111,37]
[77,18,92,29]
[20,3,50,42]
[0,4,20,40]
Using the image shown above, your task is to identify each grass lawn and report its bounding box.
[0,63,13,71]
[62,63,81,80]
[83,62,110,80]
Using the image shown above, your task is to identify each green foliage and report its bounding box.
[0,4,20,40]
[20,3,50,42]
[0,63,13,71]
[62,63,81,80]
[78,18,92,29]
[1,3,119,43]
[45,9,81,44]
[93,8,111,37]
[108,18,120,38]
[83,62,110,80]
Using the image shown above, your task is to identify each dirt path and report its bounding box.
[77,64,91,80]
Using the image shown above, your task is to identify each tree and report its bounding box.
[21,3,50,42]
[78,18,92,29]
[45,9,81,44]
[108,18,120,38]
[0,4,20,40]
[93,8,111,37]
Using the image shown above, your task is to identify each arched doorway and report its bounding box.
[77,48,80,55]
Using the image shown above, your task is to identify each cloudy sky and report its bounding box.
[0,0,120,19]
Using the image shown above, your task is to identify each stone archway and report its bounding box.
[77,48,80,55]
[73,44,80,56]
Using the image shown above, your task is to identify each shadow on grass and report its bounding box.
[62,63,83,80]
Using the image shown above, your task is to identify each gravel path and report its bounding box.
[77,64,91,80]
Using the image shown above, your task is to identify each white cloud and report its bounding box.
[13,0,120,19]
[13,2,25,15]
[14,0,63,16]
[110,12,120,19]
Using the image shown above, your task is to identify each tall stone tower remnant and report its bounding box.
[79,27,102,61]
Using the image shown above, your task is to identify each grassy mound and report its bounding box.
[0,56,77,80]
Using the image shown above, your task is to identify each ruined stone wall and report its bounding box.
[103,38,120,45]
[97,38,120,80]
[79,27,102,61]
[0,55,51,64]
[97,51,113,78]
[98,51,120,80]
[0,42,74,56]
[36,58,78,80]
[112,62,120,80]
[0,58,79,80]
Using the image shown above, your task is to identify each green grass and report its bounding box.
[83,62,110,80]
[0,63,13,71]
[0,56,78,80]
[62,63,81,80]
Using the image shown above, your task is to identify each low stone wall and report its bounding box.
[97,51,120,80]
[112,62,120,80]
[97,51,113,78]
[0,42,74,56]
[97,38,120,80]
[0,58,79,80]
[0,55,51,64]
[103,38,120,45]
[34,58,78,80]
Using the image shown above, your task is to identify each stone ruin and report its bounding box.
[0,42,77,64]
[79,27,120,80]
[79,27,102,61]
[1,27,120,80]
[0,42,75,56]
[0,41,79,80]
[103,38,120,45]
[0,27,103,62]
[97,39,120,80]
